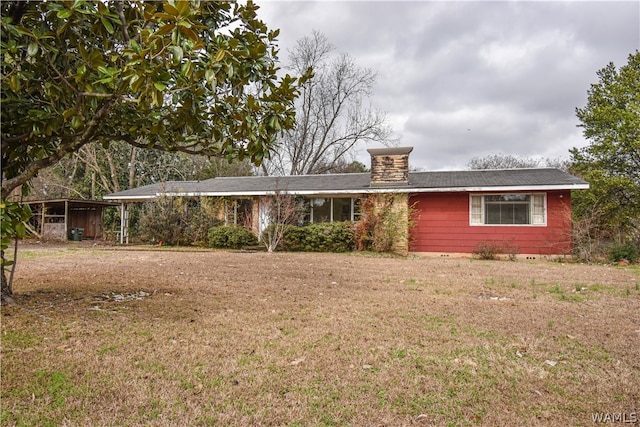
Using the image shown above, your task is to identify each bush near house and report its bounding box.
[608,241,639,263]
[472,240,520,261]
[353,194,413,253]
[281,222,355,252]
[138,198,185,246]
[138,197,222,246]
[208,226,259,249]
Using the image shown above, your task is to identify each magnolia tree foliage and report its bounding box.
[0,0,307,299]
[570,51,640,239]
[1,0,305,197]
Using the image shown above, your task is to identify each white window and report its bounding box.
[470,194,546,226]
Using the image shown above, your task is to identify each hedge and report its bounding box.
[208,226,258,249]
[282,222,354,252]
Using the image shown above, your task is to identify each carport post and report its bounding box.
[64,200,68,240]
[120,203,130,244]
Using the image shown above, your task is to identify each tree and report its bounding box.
[260,190,304,253]
[570,51,640,241]
[0,0,307,302]
[467,154,569,171]
[26,141,255,200]
[261,31,394,176]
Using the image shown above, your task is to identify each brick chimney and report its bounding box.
[368,147,413,187]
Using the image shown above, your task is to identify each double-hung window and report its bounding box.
[470,194,546,226]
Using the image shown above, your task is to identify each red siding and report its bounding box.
[409,191,573,255]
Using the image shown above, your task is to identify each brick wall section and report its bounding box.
[368,147,413,186]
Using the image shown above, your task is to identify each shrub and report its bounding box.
[609,242,639,263]
[472,240,519,261]
[183,200,223,247]
[281,222,354,252]
[138,197,185,245]
[259,223,290,252]
[352,194,415,253]
[472,241,502,260]
[260,193,306,252]
[137,196,224,246]
[208,226,258,249]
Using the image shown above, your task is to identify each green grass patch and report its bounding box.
[1,329,41,349]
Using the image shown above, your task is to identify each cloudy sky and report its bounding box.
[257,1,639,171]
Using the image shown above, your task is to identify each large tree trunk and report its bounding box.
[1,258,15,306]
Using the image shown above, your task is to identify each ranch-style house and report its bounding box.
[104,147,589,256]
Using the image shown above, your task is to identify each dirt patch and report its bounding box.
[2,246,639,426]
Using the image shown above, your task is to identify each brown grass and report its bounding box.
[2,245,639,426]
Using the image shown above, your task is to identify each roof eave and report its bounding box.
[404,183,590,193]
[103,183,589,201]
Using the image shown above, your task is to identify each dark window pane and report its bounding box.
[312,198,331,223]
[333,198,352,222]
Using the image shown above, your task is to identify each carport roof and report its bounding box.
[23,198,119,208]
[103,168,588,201]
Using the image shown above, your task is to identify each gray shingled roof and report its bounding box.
[103,168,588,201]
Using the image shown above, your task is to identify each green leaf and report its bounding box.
[130,74,144,92]
[63,108,76,119]
[164,3,180,16]
[101,18,114,35]
[57,9,72,19]
[9,74,21,92]
[27,42,38,57]
[15,222,26,238]
[153,82,166,91]
[129,39,140,53]
[71,115,83,129]
[178,25,198,42]
[155,23,175,36]
[180,60,193,78]
[175,0,190,16]
[169,46,183,64]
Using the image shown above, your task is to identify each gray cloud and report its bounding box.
[258,1,639,171]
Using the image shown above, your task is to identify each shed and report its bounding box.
[24,199,118,241]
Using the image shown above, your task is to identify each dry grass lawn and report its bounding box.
[1,244,639,426]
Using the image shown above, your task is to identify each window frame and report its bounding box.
[224,198,253,227]
[469,193,546,226]
[310,197,360,223]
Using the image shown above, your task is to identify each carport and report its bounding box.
[24,199,118,241]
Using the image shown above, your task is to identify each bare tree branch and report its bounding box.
[262,31,395,176]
